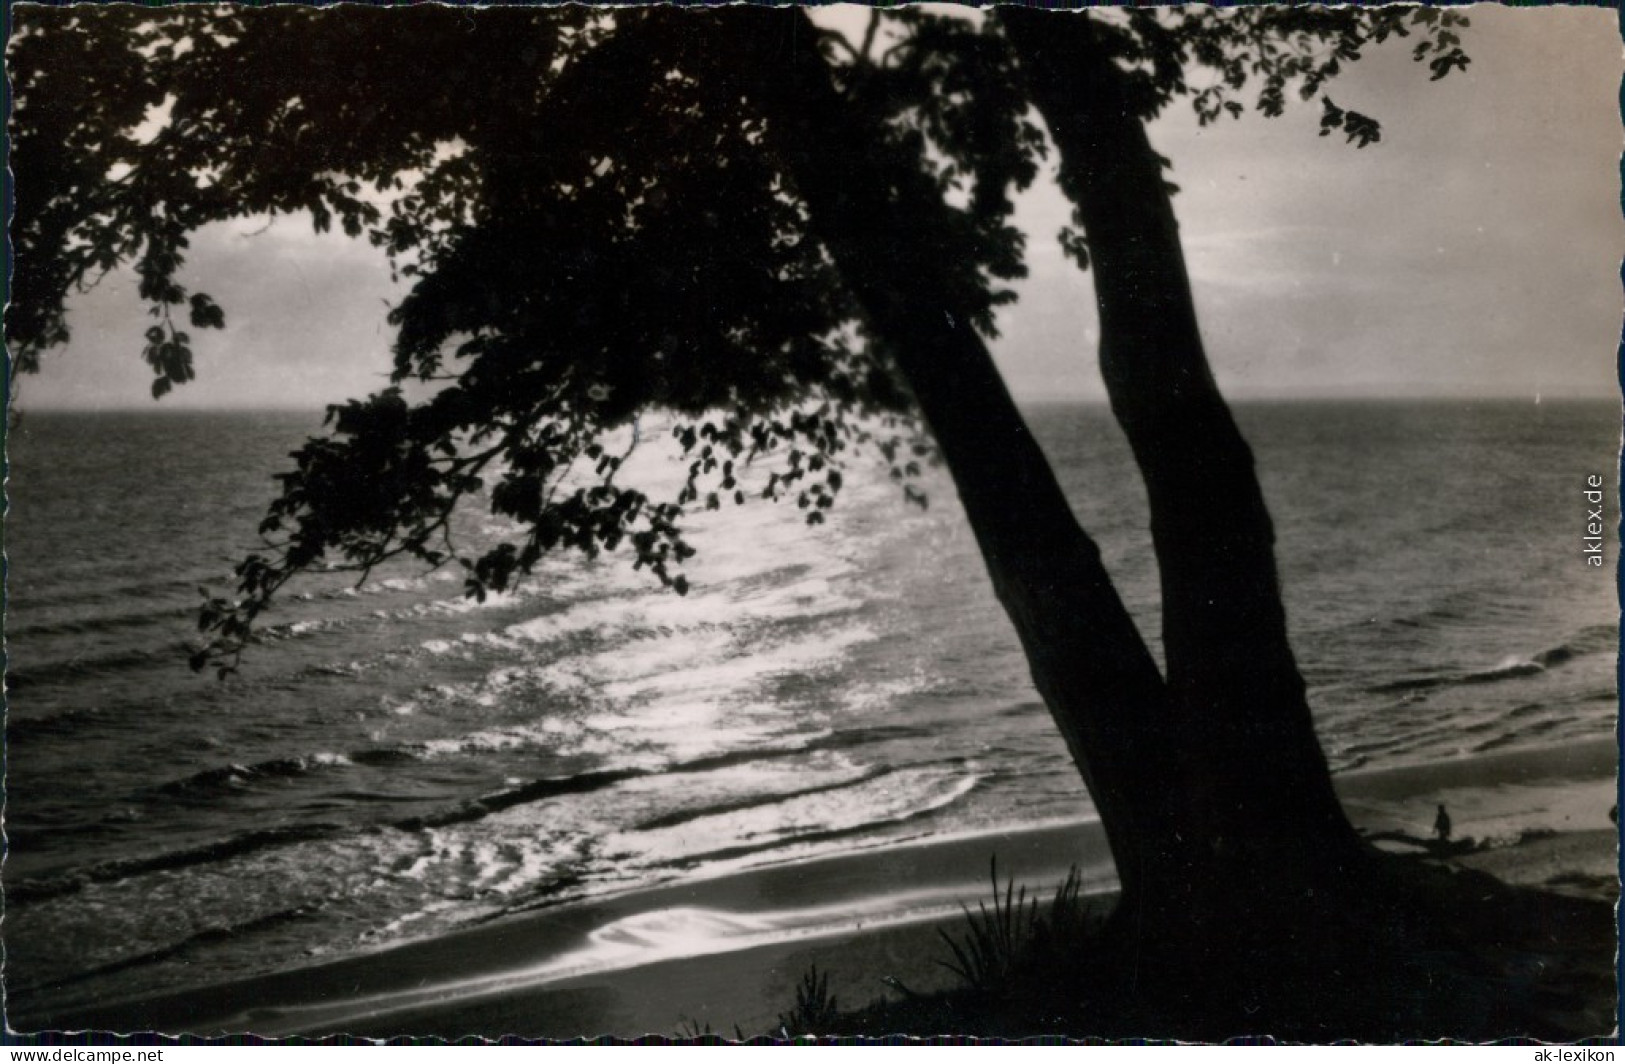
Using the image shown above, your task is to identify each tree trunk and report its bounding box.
[713,12,1522,1035]
[999,9,1366,882]
[713,6,1197,907]
[717,7,1376,973]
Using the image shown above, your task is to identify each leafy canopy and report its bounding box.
[5,4,1467,674]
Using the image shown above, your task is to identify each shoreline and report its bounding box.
[333,829,1623,1041]
[21,819,1121,1037]
[15,737,1618,1037]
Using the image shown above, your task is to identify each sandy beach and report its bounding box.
[17,737,1616,1040]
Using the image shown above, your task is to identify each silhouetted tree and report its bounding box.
[10,4,1496,1034]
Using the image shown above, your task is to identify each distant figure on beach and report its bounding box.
[1433,803,1452,843]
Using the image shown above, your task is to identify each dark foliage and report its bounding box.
[7,6,1468,670]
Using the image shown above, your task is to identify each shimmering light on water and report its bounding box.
[5,401,1617,1014]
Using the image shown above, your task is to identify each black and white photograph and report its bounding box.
[4,1,1620,1043]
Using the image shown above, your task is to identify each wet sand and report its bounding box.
[18,738,1617,1039]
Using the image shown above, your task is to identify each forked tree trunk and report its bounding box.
[999,9,1367,882]
[713,7,1186,907]
[722,6,1370,952]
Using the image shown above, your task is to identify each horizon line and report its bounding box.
[10,393,1620,415]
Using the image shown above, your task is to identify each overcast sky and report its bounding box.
[15,4,1623,410]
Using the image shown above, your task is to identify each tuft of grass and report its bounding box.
[938,858,1038,991]
[777,963,839,1036]
[937,857,1093,997]
[675,1016,712,1040]
[1039,861,1091,952]
[675,1016,746,1042]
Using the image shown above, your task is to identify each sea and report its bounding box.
[4,400,1619,1019]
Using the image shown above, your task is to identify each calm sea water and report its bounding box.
[5,401,1618,1015]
